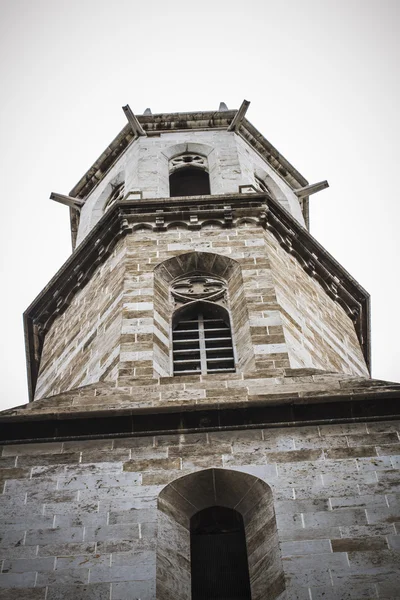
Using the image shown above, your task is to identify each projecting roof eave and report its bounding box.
[67,110,309,248]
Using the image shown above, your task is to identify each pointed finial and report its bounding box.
[143,108,152,115]
[219,102,228,111]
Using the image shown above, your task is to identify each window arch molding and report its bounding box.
[161,142,217,196]
[156,468,286,600]
[152,252,255,377]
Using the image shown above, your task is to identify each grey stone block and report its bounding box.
[2,556,55,573]
[46,583,110,600]
[84,523,140,542]
[303,508,368,528]
[25,527,84,545]
[309,582,377,599]
[1,512,53,530]
[275,499,330,515]
[57,472,141,491]
[54,513,107,528]
[111,549,155,567]
[356,456,392,471]
[0,546,38,560]
[347,549,400,571]
[387,534,400,549]
[36,567,89,585]
[89,562,155,583]
[56,554,111,569]
[98,497,157,512]
[79,484,161,501]
[0,572,36,587]
[330,494,387,510]
[108,508,157,525]
[111,579,156,600]
[347,433,399,447]
[37,542,96,557]
[2,443,63,456]
[25,490,78,504]
[366,507,400,524]
[294,436,348,450]
[340,524,395,538]
[280,539,331,556]
[0,529,25,547]
[43,501,99,517]
[0,589,45,599]
[279,527,340,542]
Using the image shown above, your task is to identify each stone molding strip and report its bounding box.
[24,193,370,401]
[1,390,399,444]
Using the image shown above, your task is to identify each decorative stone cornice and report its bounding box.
[24,192,370,401]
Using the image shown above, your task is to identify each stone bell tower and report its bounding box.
[0,101,399,600]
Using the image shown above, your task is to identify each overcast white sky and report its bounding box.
[0,0,399,411]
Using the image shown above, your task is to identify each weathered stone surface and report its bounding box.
[2,107,399,599]
[0,423,398,596]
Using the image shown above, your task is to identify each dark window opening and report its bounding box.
[191,506,251,600]
[169,167,211,197]
[172,303,235,376]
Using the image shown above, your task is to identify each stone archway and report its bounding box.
[156,468,286,600]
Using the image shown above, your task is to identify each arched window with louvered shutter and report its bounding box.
[172,302,235,376]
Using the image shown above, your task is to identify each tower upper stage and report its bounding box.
[65,102,318,248]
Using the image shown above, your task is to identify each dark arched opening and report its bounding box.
[169,167,211,197]
[191,506,251,600]
[172,302,235,375]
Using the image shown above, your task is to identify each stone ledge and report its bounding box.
[1,388,399,444]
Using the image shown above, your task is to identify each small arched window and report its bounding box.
[169,153,210,197]
[191,506,251,600]
[172,302,235,375]
[169,167,211,197]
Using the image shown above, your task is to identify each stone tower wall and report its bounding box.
[75,130,305,246]
[35,224,368,400]
[0,419,399,599]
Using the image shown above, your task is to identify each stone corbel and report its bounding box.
[155,210,166,230]
[223,205,233,227]
[189,213,200,229]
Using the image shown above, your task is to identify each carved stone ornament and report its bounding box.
[169,154,207,173]
[171,273,226,304]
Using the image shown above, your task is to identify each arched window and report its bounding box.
[191,506,251,600]
[169,166,211,197]
[169,153,210,197]
[172,302,235,375]
[157,468,286,600]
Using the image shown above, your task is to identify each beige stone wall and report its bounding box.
[35,239,127,399]
[0,420,399,599]
[35,223,368,399]
[266,230,369,377]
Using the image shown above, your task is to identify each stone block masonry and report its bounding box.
[0,420,399,599]
[34,223,368,400]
